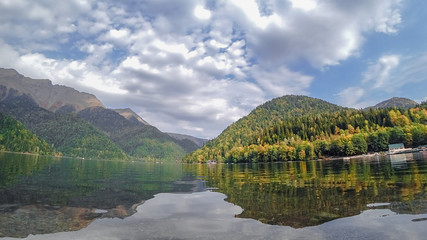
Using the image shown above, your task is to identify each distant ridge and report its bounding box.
[0,68,104,112]
[77,106,198,159]
[369,97,418,110]
[167,133,208,147]
[112,108,150,125]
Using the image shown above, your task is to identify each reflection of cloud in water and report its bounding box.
[4,191,427,240]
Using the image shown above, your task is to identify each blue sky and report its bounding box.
[0,0,426,139]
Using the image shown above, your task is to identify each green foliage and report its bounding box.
[184,95,344,163]
[185,96,427,163]
[77,107,187,162]
[0,95,128,160]
[0,112,53,154]
[132,138,185,161]
[351,133,367,155]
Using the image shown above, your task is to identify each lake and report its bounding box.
[1,151,426,239]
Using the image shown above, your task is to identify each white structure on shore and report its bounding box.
[388,143,405,154]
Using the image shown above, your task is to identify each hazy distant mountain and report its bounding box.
[369,97,418,109]
[112,108,150,125]
[0,68,104,112]
[167,133,208,147]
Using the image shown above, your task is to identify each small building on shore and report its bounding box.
[388,143,405,154]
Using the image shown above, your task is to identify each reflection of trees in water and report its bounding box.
[187,153,427,228]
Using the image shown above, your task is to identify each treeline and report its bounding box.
[0,112,53,155]
[184,104,427,163]
[258,107,427,145]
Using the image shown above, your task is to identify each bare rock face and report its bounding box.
[0,68,104,112]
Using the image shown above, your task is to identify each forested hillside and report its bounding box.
[184,95,345,162]
[0,112,53,155]
[184,97,427,163]
[77,107,198,161]
[0,94,128,160]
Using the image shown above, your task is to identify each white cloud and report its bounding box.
[230,0,283,29]
[99,28,133,47]
[290,0,318,11]
[373,3,402,33]
[336,52,427,108]
[194,5,211,20]
[336,87,366,108]
[0,0,407,138]
[241,0,401,68]
[251,66,313,97]
[363,55,400,89]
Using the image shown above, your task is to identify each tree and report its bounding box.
[352,134,367,155]
[388,127,405,144]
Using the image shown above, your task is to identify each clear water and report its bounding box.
[0,151,426,239]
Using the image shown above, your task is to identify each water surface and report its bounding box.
[0,151,426,239]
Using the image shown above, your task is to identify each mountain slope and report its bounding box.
[0,93,128,160]
[184,95,345,162]
[186,96,427,163]
[0,112,54,155]
[112,108,202,152]
[112,108,150,125]
[0,68,204,161]
[167,133,208,147]
[78,107,192,161]
[0,68,103,112]
[369,97,418,109]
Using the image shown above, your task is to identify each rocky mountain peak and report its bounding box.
[0,68,104,112]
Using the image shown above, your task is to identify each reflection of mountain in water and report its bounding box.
[189,152,427,228]
[1,152,426,237]
[0,203,143,238]
[0,153,202,238]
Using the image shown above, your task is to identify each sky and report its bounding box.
[0,0,426,139]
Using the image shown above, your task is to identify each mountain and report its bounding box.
[0,68,204,161]
[0,68,103,112]
[77,107,197,161]
[185,96,427,163]
[369,97,418,109]
[184,95,345,163]
[112,108,150,125]
[167,133,208,147]
[0,94,128,160]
